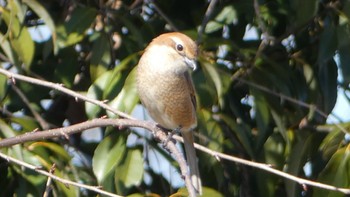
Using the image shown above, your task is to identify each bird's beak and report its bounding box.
[185,57,197,71]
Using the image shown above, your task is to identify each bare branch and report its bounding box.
[234,77,349,133]
[197,0,219,43]
[0,152,123,197]
[146,0,179,31]
[43,163,56,197]
[0,118,146,148]
[11,84,51,130]
[0,68,135,120]
[173,135,350,195]
[0,118,195,196]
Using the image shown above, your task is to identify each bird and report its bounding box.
[136,32,202,195]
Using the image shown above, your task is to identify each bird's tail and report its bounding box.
[182,131,202,195]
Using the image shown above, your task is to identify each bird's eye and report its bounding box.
[176,44,184,51]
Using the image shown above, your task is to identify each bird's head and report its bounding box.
[143,32,198,74]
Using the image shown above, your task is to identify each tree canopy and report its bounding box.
[1,0,350,196]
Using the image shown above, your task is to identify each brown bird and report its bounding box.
[136,32,202,195]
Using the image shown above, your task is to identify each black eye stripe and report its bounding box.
[176,44,184,51]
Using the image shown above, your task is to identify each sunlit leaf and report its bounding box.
[201,60,230,107]
[9,115,40,131]
[0,7,34,69]
[205,5,237,33]
[92,133,126,183]
[85,70,116,118]
[0,74,9,102]
[0,32,19,65]
[177,187,223,197]
[107,68,139,117]
[314,147,350,197]
[28,142,71,161]
[115,148,143,189]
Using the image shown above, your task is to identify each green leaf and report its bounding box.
[56,7,97,49]
[205,5,237,33]
[107,68,139,117]
[54,48,78,88]
[318,60,338,114]
[28,142,71,161]
[177,186,224,197]
[198,109,224,167]
[314,147,350,197]
[23,0,57,52]
[250,87,270,150]
[92,133,126,183]
[85,52,139,118]
[201,59,231,107]
[338,44,350,85]
[9,115,40,131]
[0,32,19,65]
[90,33,111,81]
[0,7,35,69]
[85,70,116,118]
[0,74,9,102]
[320,129,344,159]
[115,148,143,189]
[318,17,337,63]
[220,114,254,157]
[103,52,140,99]
[292,0,318,27]
[285,132,314,197]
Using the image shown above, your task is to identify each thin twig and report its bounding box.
[234,77,348,133]
[43,163,56,197]
[0,118,146,148]
[197,0,219,43]
[146,0,179,31]
[11,84,51,130]
[0,152,123,197]
[170,135,350,195]
[0,68,134,120]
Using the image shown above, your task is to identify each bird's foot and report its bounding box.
[162,126,181,148]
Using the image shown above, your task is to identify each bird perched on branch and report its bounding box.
[136,32,202,195]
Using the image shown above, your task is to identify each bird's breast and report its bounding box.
[137,70,197,131]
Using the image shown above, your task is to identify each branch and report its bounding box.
[0,68,134,120]
[0,151,123,197]
[146,0,179,31]
[0,118,196,196]
[234,78,349,133]
[197,0,219,43]
[173,135,350,195]
[43,163,56,197]
[0,118,146,148]
[11,84,51,130]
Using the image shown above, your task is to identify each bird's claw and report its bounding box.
[162,127,181,148]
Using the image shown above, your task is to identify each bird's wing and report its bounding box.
[184,72,197,110]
